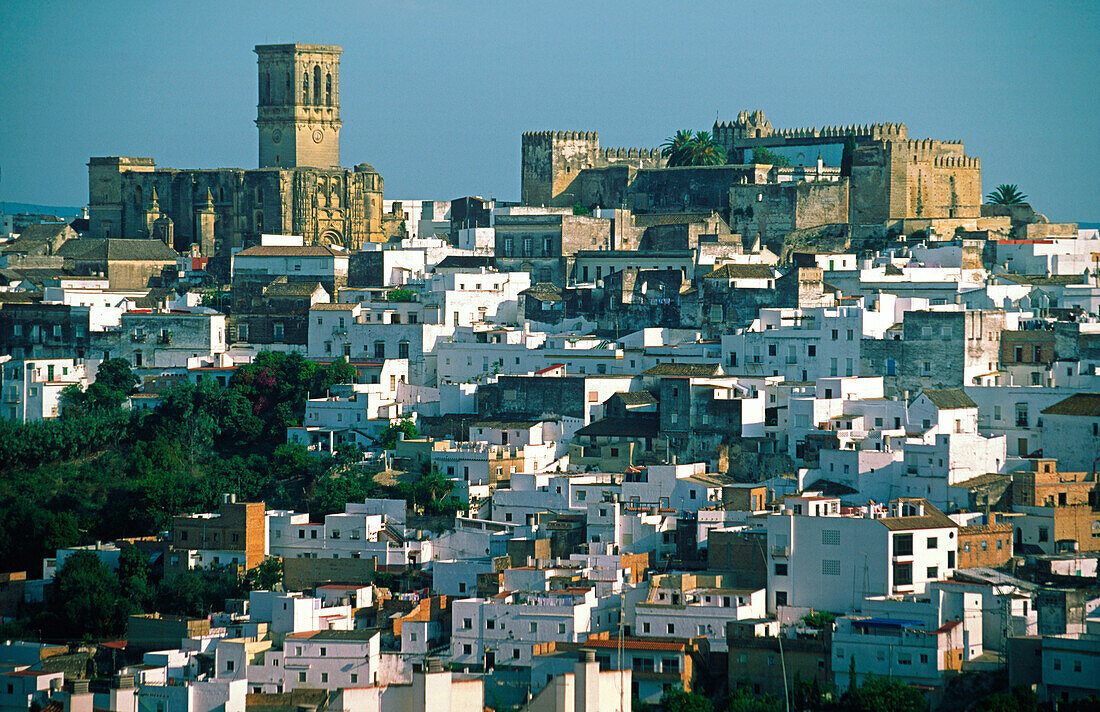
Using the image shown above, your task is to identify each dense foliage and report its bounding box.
[751,147,791,167]
[0,352,468,642]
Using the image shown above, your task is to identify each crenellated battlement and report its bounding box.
[522,130,599,141]
[714,111,908,144]
[934,155,980,169]
[601,146,663,160]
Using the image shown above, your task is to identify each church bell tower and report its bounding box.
[254,43,342,169]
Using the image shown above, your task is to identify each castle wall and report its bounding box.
[729,180,849,248]
[900,140,981,220]
[521,131,664,207]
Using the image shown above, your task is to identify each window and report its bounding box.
[894,533,913,556]
[822,559,841,576]
[226,660,234,671]
[807,344,816,357]
[775,591,787,606]
[893,562,913,586]
[319,647,326,657]
[320,673,328,683]
[463,644,472,655]
[298,672,307,682]
[667,623,675,634]
[558,623,566,634]
[373,341,385,359]
[1054,658,1061,670]
[1016,403,1028,427]
[774,563,788,576]
[398,340,409,359]
[350,674,358,683]
[822,529,840,546]
[927,566,939,579]
[642,622,651,633]
[273,323,284,340]
[463,618,472,629]
[1038,527,1049,542]
[529,622,537,633]
[927,536,938,549]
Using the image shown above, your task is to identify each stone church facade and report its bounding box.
[88,43,391,256]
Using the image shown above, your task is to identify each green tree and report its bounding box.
[244,557,284,591]
[309,471,380,518]
[661,687,713,712]
[661,129,696,166]
[117,543,154,610]
[386,288,416,302]
[802,610,836,629]
[842,676,926,712]
[378,419,418,449]
[751,147,791,167]
[986,184,1028,205]
[50,551,127,639]
[156,566,243,617]
[95,358,140,396]
[727,685,783,712]
[662,130,727,167]
[973,692,1020,712]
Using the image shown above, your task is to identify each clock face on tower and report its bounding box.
[271,129,282,144]
[312,129,324,144]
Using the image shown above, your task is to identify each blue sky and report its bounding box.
[1,1,1096,220]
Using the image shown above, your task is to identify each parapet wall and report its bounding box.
[521,130,665,206]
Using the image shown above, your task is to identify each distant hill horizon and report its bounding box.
[1,202,83,219]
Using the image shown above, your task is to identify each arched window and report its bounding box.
[326,73,332,106]
[313,65,322,105]
[302,72,309,104]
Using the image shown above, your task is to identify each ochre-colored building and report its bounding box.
[166,496,266,575]
[958,514,1014,568]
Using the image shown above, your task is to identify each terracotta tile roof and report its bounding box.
[918,388,977,410]
[879,501,959,531]
[704,264,775,280]
[960,523,1013,534]
[1041,393,1100,417]
[609,390,657,406]
[576,415,660,439]
[311,302,359,310]
[584,637,687,652]
[643,363,722,377]
[61,238,178,261]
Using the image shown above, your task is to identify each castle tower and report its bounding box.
[195,189,216,256]
[255,43,342,169]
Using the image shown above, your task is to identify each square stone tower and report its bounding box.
[255,43,342,169]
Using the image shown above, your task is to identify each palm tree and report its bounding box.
[661,130,728,167]
[661,129,694,166]
[986,184,1028,205]
[686,131,727,166]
